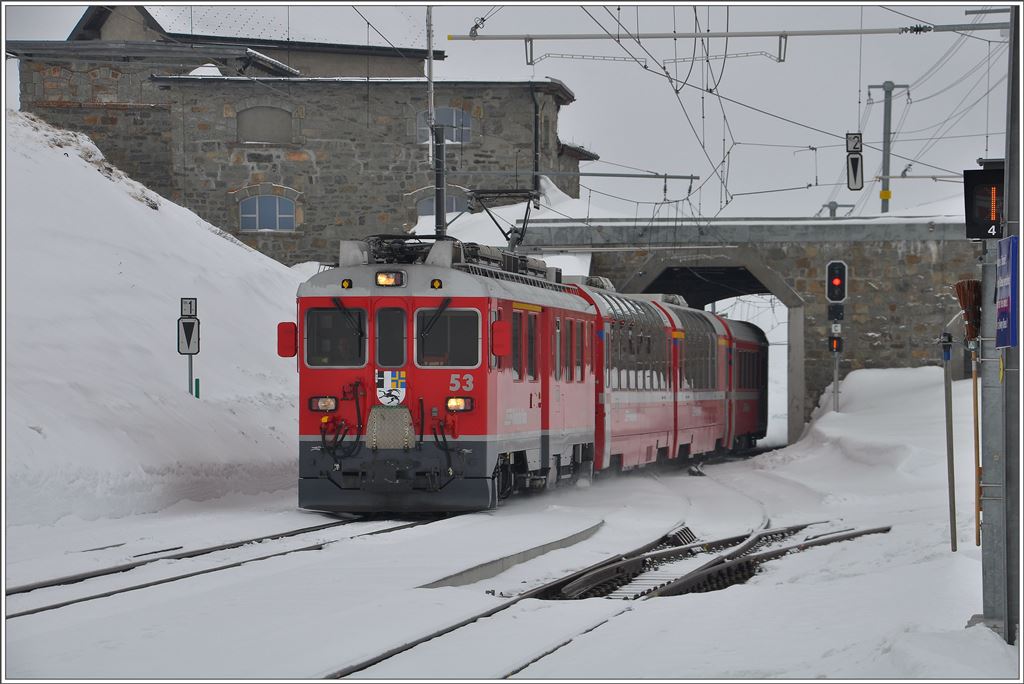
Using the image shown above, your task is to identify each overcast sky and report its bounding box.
[3,3,1014,218]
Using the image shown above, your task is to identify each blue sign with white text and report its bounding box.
[995,235,1018,349]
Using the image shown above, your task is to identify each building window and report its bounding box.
[416,195,468,216]
[237,106,292,144]
[416,107,472,144]
[240,195,295,231]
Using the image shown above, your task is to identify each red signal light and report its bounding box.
[831,277,842,286]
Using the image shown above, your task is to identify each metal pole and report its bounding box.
[447,23,1010,41]
[867,81,910,212]
[999,4,1020,645]
[941,333,957,552]
[433,124,446,237]
[426,6,434,131]
[881,81,892,213]
[972,348,981,546]
[832,350,839,412]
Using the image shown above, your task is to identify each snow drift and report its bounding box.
[5,111,305,525]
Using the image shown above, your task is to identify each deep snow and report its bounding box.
[3,110,1019,679]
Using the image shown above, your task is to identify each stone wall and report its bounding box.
[19,53,580,266]
[588,235,982,420]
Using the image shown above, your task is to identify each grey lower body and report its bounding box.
[298,438,494,513]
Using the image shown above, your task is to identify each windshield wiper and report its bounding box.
[332,297,365,342]
[420,297,452,340]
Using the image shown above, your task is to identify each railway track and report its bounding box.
[331,520,891,679]
[5,515,443,620]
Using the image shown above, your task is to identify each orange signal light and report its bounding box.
[991,186,998,222]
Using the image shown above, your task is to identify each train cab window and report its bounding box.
[527,313,538,381]
[415,308,479,367]
[306,307,366,367]
[512,311,523,381]
[376,308,406,368]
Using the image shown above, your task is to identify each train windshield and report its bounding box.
[306,307,366,367]
[416,308,479,367]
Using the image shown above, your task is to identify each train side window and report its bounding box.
[512,311,522,381]
[527,312,538,381]
[605,326,613,388]
[376,307,406,368]
[576,320,584,382]
[566,318,574,383]
[557,317,565,382]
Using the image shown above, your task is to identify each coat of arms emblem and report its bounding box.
[375,369,407,405]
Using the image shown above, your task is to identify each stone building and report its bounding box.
[8,6,598,265]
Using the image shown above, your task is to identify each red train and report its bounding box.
[277,235,768,513]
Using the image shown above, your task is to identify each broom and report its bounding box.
[953,279,982,546]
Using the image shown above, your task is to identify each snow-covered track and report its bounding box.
[647,524,893,599]
[5,516,444,620]
[5,517,361,597]
[323,520,892,678]
[324,523,698,678]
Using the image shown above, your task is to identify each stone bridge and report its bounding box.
[517,216,982,444]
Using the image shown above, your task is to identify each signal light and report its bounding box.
[963,168,1004,239]
[829,336,843,353]
[826,261,847,303]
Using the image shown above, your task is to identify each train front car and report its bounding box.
[278,236,594,514]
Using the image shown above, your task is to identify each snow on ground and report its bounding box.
[3,110,305,525]
[4,112,1018,679]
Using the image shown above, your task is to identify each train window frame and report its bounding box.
[489,310,500,370]
[413,306,481,369]
[511,310,523,381]
[375,307,406,368]
[304,306,368,369]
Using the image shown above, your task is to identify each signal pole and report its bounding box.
[867,81,910,213]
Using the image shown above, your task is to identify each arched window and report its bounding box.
[416,107,472,144]
[416,195,468,216]
[240,195,295,231]
[237,106,292,144]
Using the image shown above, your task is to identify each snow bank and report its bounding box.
[5,111,305,524]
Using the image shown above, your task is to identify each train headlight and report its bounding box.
[309,396,338,411]
[376,271,405,287]
[446,397,474,412]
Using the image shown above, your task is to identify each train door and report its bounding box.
[507,305,543,478]
[542,312,566,477]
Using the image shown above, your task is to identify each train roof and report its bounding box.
[718,317,769,345]
[297,237,593,313]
